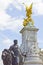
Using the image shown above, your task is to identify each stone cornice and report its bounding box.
[20,26,39,33]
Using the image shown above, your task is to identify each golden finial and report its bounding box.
[23,3,34,26]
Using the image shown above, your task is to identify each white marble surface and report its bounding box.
[20,26,43,65]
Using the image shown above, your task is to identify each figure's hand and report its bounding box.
[11,51,14,55]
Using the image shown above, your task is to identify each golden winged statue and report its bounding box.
[23,3,34,26]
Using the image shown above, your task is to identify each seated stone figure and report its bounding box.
[1,49,12,65]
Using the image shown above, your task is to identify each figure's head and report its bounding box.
[13,40,18,46]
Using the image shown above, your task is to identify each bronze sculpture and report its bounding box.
[1,40,23,65]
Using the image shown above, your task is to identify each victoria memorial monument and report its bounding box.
[2,3,43,65]
[20,3,43,65]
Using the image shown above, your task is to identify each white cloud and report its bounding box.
[0,0,13,11]
[12,0,43,15]
[33,3,43,15]
[2,37,13,49]
[0,0,43,31]
[0,0,13,30]
[0,11,11,30]
[6,18,23,31]
[0,14,23,31]
[3,38,13,44]
[2,0,42,15]
[0,0,23,31]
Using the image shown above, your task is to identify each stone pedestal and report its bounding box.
[20,26,43,65]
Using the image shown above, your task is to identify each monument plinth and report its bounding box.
[20,26,43,65]
[20,3,43,65]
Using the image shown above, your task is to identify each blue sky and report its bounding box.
[0,0,43,65]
